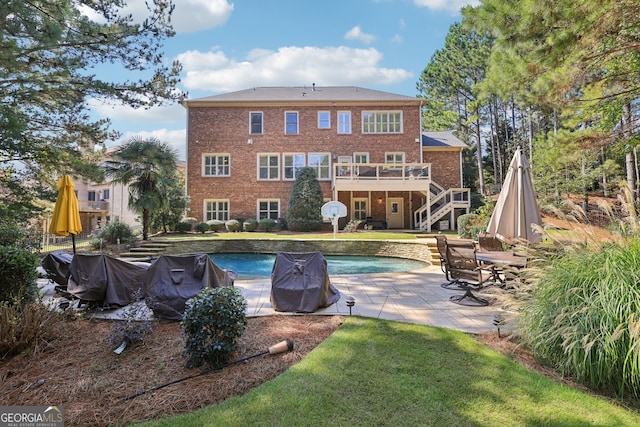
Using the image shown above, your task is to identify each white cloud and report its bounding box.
[107,129,187,161]
[412,0,480,13]
[87,0,234,34]
[176,46,412,92]
[87,98,184,125]
[344,26,376,44]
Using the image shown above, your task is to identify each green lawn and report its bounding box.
[155,230,421,240]
[135,317,640,426]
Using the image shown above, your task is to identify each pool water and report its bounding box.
[209,253,428,279]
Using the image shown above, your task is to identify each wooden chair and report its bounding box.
[445,239,496,306]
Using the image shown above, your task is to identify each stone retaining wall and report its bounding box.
[163,238,433,264]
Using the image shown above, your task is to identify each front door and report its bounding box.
[387,197,404,229]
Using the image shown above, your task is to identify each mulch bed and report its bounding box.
[0,315,344,426]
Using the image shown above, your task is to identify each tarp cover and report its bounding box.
[144,254,235,320]
[67,254,147,307]
[41,250,74,287]
[270,251,340,312]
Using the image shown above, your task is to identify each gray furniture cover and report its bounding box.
[67,254,148,307]
[270,251,340,312]
[144,254,236,320]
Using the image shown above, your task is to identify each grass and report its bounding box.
[155,230,420,240]
[135,317,640,426]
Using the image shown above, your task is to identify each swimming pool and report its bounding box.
[209,253,429,279]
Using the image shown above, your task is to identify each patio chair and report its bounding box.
[477,233,505,252]
[435,234,452,284]
[445,239,496,306]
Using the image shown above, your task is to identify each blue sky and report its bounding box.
[89,0,478,159]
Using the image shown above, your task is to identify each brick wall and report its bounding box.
[187,104,424,222]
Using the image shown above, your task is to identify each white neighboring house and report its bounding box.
[69,148,185,237]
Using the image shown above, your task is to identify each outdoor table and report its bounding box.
[476,251,527,287]
[476,251,527,268]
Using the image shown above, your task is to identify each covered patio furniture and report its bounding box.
[270,251,340,312]
[144,254,236,320]
[41,250,74,296]
[445,240,495,306]
[67,254,148,308]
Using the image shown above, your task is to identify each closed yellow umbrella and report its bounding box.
[49,175,82,253]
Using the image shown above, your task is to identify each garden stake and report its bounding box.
[122,339,294,401]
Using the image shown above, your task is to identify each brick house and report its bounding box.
[183,86,469,231]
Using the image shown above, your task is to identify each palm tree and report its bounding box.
[105,136,178,240]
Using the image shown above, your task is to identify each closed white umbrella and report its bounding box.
[486,148,542,244]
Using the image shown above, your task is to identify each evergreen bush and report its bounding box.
[457,213,479,239]
[93,221,137,245]
[176,221,192,233]
[243,219,258,231]
[194,222,210,233]
[225,219,241,232]
[206,220,225,232]
[286,167,324,231]
[181,287,247,367]
[0,246,38,305]
[259,218,276,232]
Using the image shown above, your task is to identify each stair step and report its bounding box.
[129,247,166,253]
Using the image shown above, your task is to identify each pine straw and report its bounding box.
[0,314,344,426]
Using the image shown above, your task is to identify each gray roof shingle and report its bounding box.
[184,86,420,104]
[421,130,467,148]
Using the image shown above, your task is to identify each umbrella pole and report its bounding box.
[71,233,76,254]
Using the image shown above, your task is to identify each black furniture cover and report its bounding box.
[41,250,74,287]
[144,254,235,320]
[270,251,340,312]
[67,254,148,307]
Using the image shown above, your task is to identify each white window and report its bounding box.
[308,153,331,180]
[205,200,229,221]
[258,154,280,180]
[203,154,230,176]
[353,198,368,220]
[283,153,305,180]
[258,199,280,220]
[285,111,298,135]
[354,152,369,163]
[318,111,330,129]
[362,111,402,134]
[385,152,405,165]
[338,111,351,134]
[250,112,263,134]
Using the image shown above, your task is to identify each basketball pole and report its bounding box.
[332,214,338,239]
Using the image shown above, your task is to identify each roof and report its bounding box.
[183,86,421,106]
[421,130,467,148]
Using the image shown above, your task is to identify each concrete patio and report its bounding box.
[40,264,514,335]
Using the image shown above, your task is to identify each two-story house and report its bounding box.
[183,85,469,231]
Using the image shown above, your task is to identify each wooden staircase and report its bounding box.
[118,240,174,261]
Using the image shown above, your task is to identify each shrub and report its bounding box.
[206,220,225,232]
[259,218,276,232]
[225,219,241,232]
[181,287,247,367]
[0,302,65,358]
[108,289,153,352]
[0,246,39,305]
[520,240,640,398]
[94,221,137,245]
[194,222,210,233]
[176,221,193,233]
[457,213,479,239]
[243,219,258,232]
